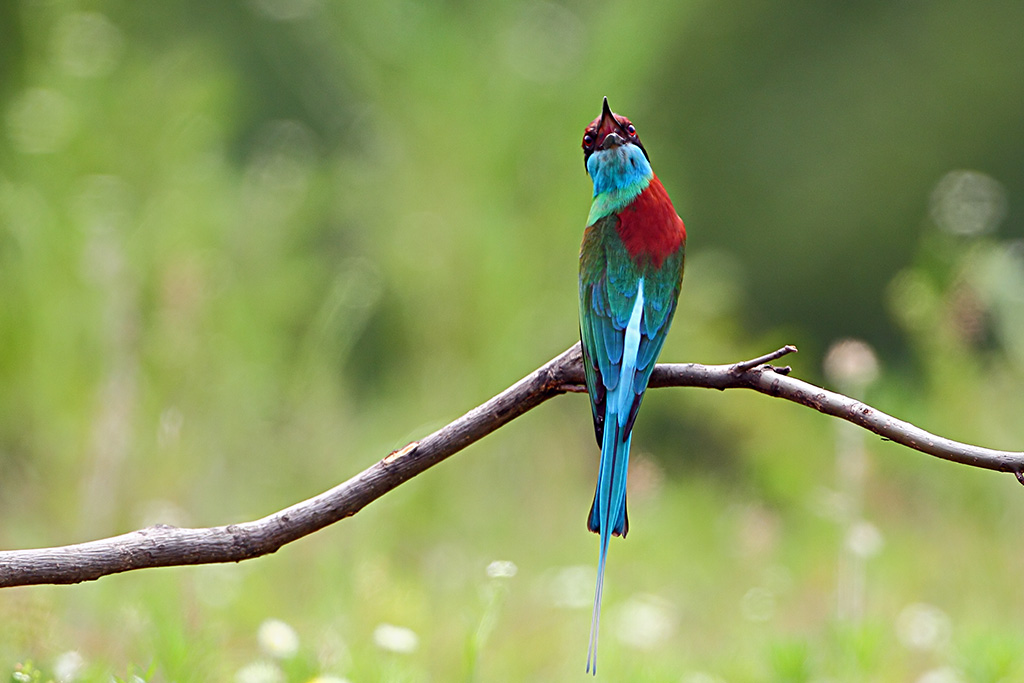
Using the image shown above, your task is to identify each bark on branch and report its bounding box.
[2,343,1021,588]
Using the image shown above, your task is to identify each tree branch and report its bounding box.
[2,343,1021,588]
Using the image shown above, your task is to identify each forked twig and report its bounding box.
[1,343,1020,588]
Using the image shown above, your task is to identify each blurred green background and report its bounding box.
[2,0,1024,681]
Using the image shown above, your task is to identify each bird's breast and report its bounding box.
[615,175,686,268]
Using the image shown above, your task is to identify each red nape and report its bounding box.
[615,175,686,267]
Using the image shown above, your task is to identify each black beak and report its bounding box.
[598,132,625,150]
[598,96,630,141]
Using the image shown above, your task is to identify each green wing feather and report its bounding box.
[579,214,685,443]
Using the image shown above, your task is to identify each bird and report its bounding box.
[578,97,686,674]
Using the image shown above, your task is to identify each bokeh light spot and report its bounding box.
[824,338,879,387]
[52,12,124,78]
[845,520,884,559]
[545,565,595,609]
[241,120,316,228]
[896,602,951,651]
[740,586,775,622]
[6,88,78,154]
[930,170,1007,236]
[613,594,677,650]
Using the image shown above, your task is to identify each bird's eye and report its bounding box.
[626,124,637,136]
[583,133,594,148]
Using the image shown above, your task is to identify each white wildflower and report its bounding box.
[681,673,726,683]
[917,666,964,683]
[486,560,518,579]
[235,661,283,683]
[53,651,86,682]
[258,619,300,659]
[373,623,419,654]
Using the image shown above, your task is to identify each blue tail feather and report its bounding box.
[586,410,633,674]
[586,279,645,674]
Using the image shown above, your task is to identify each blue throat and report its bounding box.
[586,143,653,226]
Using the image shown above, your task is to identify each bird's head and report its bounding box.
[582,97,652,192]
